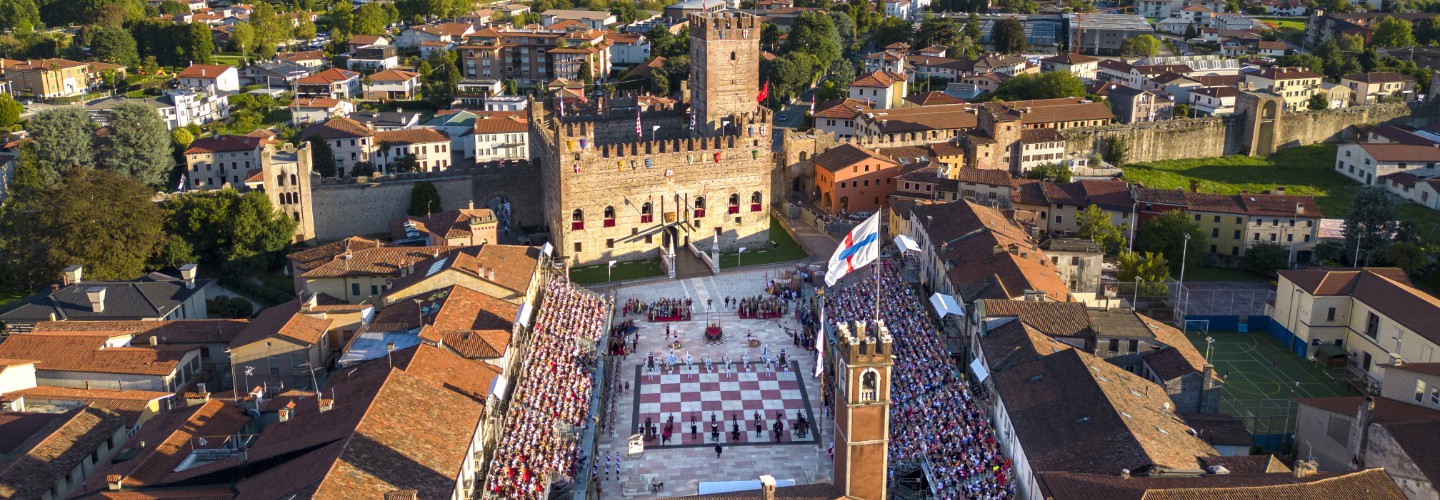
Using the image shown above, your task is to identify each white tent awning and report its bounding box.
[929,293,964,318]
[894,234,921,254]
[969,359,990,383]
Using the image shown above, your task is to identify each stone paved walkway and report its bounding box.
[594,269,831,499]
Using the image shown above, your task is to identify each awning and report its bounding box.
[929,293,964,318]
[969,359,990,383]
[894,234,921,254]
[1316,343,1346,359]
[515,302,535,327]
[540,242,553,256]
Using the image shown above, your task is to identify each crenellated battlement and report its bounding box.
[688,11,758,37]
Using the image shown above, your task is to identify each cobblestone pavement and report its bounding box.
[594,269,832,499]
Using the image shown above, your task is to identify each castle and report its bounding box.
[533,11,775,268]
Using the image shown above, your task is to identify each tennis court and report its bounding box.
[1183,329,1359,440]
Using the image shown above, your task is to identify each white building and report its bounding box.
[473,116,529,163]
[1335,142,1440,186]
[1189,86,1237,115]
[176,64,240,94]
[883,0,914,20]
[374,128,452,173]
[606,32,651,67]
[300,116,376,177]
[1038,53,1099,82]
[291,97,355,126]
[1382,169,1440,211]
[183,134,268,189]
[849,70,907,109]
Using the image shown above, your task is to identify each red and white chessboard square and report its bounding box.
[633,364,816,447]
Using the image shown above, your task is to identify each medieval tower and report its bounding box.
[832,320,893,500]
[690,12,761,135]
[533,11,773,270]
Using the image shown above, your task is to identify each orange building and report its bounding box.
[813,144,902,215]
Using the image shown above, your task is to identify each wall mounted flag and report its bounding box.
[756,81,769,103]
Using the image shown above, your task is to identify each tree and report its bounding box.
[206,296,255,318]
[1385,241,1429,275]
[97,101,174,187]
[231,22,255,57]
[991,18,1026,54]
[90,25,138,66]
[991,71,1086,100]
[916,15,962,51]
[1103,136,1128,166]
[577,58,594,85]
[156,0,189,15]
[161,189,297,268]
[1174,103,1190,119]
[1307,93,1329,110]
[869,17,913,50]
[787,12,841,71]
[309,138,337,178]
[408,181,442,216]
[185,21,215,64]
[829,12,857,50]
[1025,163,1073,182]
[295,13,317,42]
[171,128,195,150]
[1242,242,1289,277]
[1117,251,1170,295]
[1122,35,1161,58]
[31,168,165,281]
[27,107,95,187]
[1417,16,1440,46]
[0,0,42,36]
[1136,210,1205,274]
[1183,22,1198,41]
[1344,187,1397,266]
[1337,32,1365,52]
[1371,16,1416,48]
[0,94,20,129]
[1070,0,1096,11]
[1076,204,1126,253]
[964,13,982,42]
[420,51,462,105]
[651,70,670,95]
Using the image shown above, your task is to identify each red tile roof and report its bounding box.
[366,69,420,82]
[1278,268,1440,345]
[0,407,128,498]
[374,128,450,145]
[86,399,251,491]
[176,64,234,79]
[29,319,247,345]
[0,334,198,376]
[184,134,263,154]
[230,300,333,348]
[300,116,374,140]
[296,67,360,85]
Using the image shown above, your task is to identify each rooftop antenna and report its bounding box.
[386,342,396,368]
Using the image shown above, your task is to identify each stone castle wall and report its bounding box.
[309,166,543,241]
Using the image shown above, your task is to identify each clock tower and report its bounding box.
[831,320,893,500]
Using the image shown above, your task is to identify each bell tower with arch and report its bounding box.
[831,320,893,500]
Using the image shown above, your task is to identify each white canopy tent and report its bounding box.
[894,234,921,254]
[929,293,964,318]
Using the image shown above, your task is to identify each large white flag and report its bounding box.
[825,212,881,287]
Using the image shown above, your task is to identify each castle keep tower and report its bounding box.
[832,320,893,500]
[689,12,761,135]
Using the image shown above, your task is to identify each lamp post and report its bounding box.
[737,246,747,269]
[607,260,616,284]
[1178,233,1191,287]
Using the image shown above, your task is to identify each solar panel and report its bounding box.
[426,257,448,277]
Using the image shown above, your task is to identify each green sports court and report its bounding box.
[1183,329,1360,445]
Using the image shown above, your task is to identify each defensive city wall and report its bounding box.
[308,165,544,241]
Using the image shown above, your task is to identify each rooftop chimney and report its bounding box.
[278,407,291,422]
[759,475,777,500]
[1292,458,1318,479]
[148,336,159,347]
[1295,202,1304,216]
[63,265,83,286]
[487,268,496,281]
[179,264,198,289]
[1274,186,1286,195]
[107,475,125,491]
[86,287,107,313]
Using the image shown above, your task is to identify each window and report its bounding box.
[571,209,584,230]
[574,242,582,253]
[1213,215,1220,223]
[1233,230,1241,239]
[751,191,763,212]
[606,238,614,249]
[1326,307,1336,322]
[1432,387,1439,405]
[1365,312,1380,339]
[1129,339,1139,352]
[640,202,654,223]
[728,194,740,214]
[1209,244,1217,253]
[1418,379,1427,403]
[860,371,878,401]
[1055,215,1063,224]
[694,197,706,218]
[351,283,361,296]
[603,206,616,227]
[1211,228,1219,237]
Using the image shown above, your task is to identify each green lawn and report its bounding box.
[1122,144,1439,237]
[718,217,809,269]
[570,259,665,284]
[212,55,245,67]
[1255,17,1306,31]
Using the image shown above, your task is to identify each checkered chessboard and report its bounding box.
[632,362,816,448]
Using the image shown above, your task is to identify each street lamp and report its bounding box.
[737,246,747,269]
[1178,234,1191,287]
[1205,336,1215,363]
[607,260,616,284]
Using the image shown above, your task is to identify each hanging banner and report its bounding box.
[579,138,587,149]
[714,152,721,163]
[645,158,653,169]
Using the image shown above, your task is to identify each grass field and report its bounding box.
[718,217,809,269]
[1183,329,1358,439]
[212,55,245,67]
[570,259,665,284]
[1123,144,1440,237]
[1255,17,1306,31]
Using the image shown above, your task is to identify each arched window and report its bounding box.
[730,51,737,61]
[276,174,285,186]
[728,194,740,214]
[750,191,763,212]
[603,206,616,227]
[571,209,584,230]
[693,196,706,218]
[292,212,300,222]
[640,202,654,223]
[290,174,298,185]
[860,370,878,402]
[799,151,808,161]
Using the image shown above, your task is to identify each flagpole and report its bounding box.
[875,206,882,330]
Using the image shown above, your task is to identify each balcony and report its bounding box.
[751,203,762,212]
[572,221,584,231]
[728,205,740,214]
[693,209,705,218]
[603,218,616,228]
[640,214,654,224]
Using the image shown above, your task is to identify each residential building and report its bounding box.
[0,407,129,500]
[1335,142,1440,186]
[605,31,651,67]
[1243,66,1323,111]
[455,25,613,86]
[1382,170,1440,211]
[812,143,902,215]
[378,243,543,308]
[391,208,500,247]
[175,64,240,94]
[349,110,424,131]
[1108,84,1175,123]
[374,128,452,173]
[0,333,203,392]
[395,22,476,48]
[1341,71,1418,105]
[1038,53,1099,81]
[474,115,530,163]
[424,111,479,160]
[848,70,907,109]
[363,68,421,100]
[540,9,617,30]
[1016,128,1067,174]
[227,296,353,392]
[290,97,354,126]
[1294,394,1440,499]
[27,319,250,394]
[1268,267,1440,383]
[1039,238,1103,295]
[1034,467,1403,500]
[183,134,268,189]
[295,68,362,99]
[299,116,376,177]
[275,50,328,68]
[241,60,315,88]
[0,266,212,331]
[286,237,454,303]
[1189,86,1238,116]
[1011,180,1136,234]
[813,98,872,138]
[1137,0,1175,18]
[1184,190,1321,261]
[347,45,400,73]
[0,58,89,99]
[896,200,1072,304]
[1070,14,1156,56]
[0,385,173,427]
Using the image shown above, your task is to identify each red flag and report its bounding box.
[756,81,769,103]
